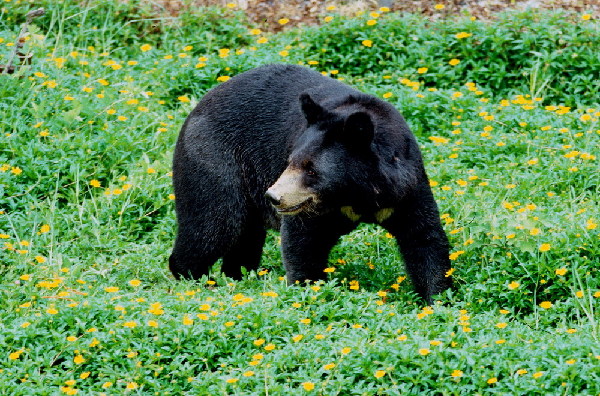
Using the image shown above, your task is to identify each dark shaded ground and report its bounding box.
[148,0,597,31]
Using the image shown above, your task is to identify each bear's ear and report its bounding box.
[300,93,324,125]
[341,111,374,149]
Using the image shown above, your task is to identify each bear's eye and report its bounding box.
[301,161,317,178]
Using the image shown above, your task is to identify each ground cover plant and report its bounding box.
[1,1,599,394]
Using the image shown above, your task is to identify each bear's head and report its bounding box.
[265,93,382,216]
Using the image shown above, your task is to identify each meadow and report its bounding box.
[0,1,599,394]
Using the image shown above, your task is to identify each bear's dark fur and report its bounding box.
[170,64,451,303]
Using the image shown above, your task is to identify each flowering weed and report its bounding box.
[0,1,598,394]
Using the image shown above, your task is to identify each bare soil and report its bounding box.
[143,0,598,31]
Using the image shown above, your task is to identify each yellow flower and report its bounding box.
[417,67,428,74]
[60,386,77,395]
[374,370,386,378]
[47,307,59,315]
[182,315,194,325]
[278,18,289,25]
[225,378,238,383]
[73,355,85,364]
[366,20,377,26]
[449,59,460,66]
[178,96,190,103]
[451,369,463,378]
[555,268,567,276]
[264,343,276,351]
[581,14,591,20]
[362,39,373,47]
[279,50,289,57]
[539,243,551,252]
[487,377,498,384]
[341,347,351,355]
[449,251,464,260]
[495,322,507,329]
[419,348,430,356]
[507,281,520,290]
[539,301,553,309]
[532,371,544,379]
[148,302,164,315]
[323,363,335,370]
[128,279,141,287]
[300,318,311,324]
[9,350,23,360]
[429,136,449,145]
[217,76,231,82]
[104,286,119,293]
[123,321,137,328]
[140,44,152,52]
[324,16,334,23]
[383,92,393,99]
[302,382,315,390]
[455,32,472,39]
[243,371,254,377]
[292,334,303,342]
[126,382,138,389]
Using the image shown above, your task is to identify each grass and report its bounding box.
[1,2,599,394]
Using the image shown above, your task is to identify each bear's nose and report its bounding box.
[265,190,281,206]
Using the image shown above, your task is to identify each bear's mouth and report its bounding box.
[275,197,313,215]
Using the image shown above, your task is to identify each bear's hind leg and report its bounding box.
[169,224,224,280]
[170,208,243,280]
[221,219,267,280]
[382,189,452,304]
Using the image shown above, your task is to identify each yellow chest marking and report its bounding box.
[341,207,395,223]
[340,206,361,222]
[375,208,395,223]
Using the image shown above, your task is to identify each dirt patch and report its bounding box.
[144,0,597,31]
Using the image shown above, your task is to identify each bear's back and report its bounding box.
[189,65,358,142]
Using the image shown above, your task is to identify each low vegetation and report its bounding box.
[1,2,598,393]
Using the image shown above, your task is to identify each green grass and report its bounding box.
[1,2,599,394]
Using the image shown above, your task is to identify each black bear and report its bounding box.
[169,64,451,303]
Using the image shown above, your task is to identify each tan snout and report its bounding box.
[265,167,315,215]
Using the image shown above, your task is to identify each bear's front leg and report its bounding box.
[280,214,354,284]
[382,188,452,304]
